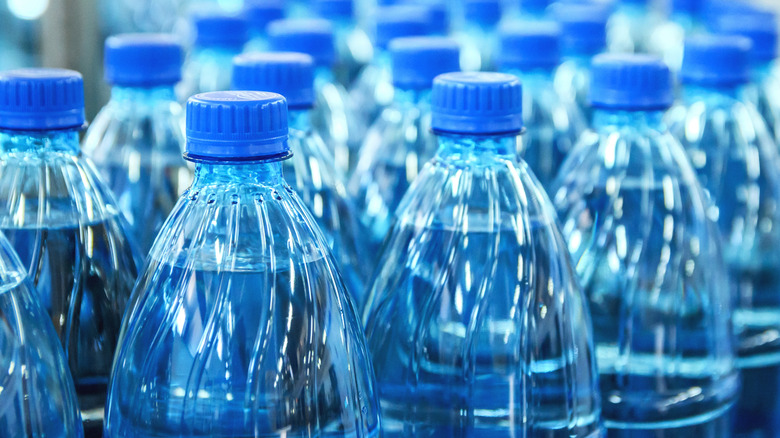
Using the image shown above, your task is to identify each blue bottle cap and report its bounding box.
[268,19,336,67]
[0,69,85,131]
[104,34,183,87]
[521,0,551,15]
[589,54,674,111]
[431,72,523,135]
[499,21,561,71]
[374,6,431,50]
[552,3,609,57]
[713,13,778,64]
[186,91,289,161]
[232,52,315,109]
[314,0,354,20]
[390,37,460,90]
[464,0,503,27]
[680,35,751,86]
[244,0,285,34]
[192,12,249,48]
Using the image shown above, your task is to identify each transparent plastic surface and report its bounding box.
[312,69,368,177]
[0,232,85,438]
[607,4,663,54]
[552,111,739,431]
[349,54,394,130]
[363,133,604,437]
[457,23,498,72]
[286,110,369,306]
[554,56,595,122]
[348,89,437,252]
[0,129,142,435]
[508,70,586,190]
[105,159,381,437]
[646,14,697,73]
[743,63,780,148]
[667,87,780,436]
[178,47,242,102]
[332,20,374,88]
[84,86,193,253]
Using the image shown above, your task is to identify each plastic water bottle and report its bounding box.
[0,231,84,438]
[0,69,141,436]
[179,11,249,101]
[268,18,367,176]
[498,20,586,190]
[349,37,460,254]
[646,0,704,73]
[104,90,381,437]
[458,0,503,71]
[607,0,663,54]
[552,54,739,436]
[244,0,285,52]
[313,0,374,88]
[399,0,450,36]
[232,51,370,306]
[666,35,780,437]
[713,12,780,152]
[84,34,192,254]
[362,71,603,437]
[552,2,609,121]
[350,6,430,127]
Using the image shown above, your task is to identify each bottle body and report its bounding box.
[666,88,780,437]
[0,129,141,435]
[743,63,780,148]
[286,110,369,306]
[349,54,393,128]
[0,232,85,438]
[83,86,192,253]
[332,20,373,88]
[349,90,438,252]
[553,111,739,433]
[105,160,381,437]
[363,133,603,437]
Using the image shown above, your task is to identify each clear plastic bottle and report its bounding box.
[713,12,780,152]
[666,35,780,438]
[646,0,703,73]
[0,230,84,438]
[232,51,370,306]
[84,34,192,254]
[363,71,603,437]
[178,11,249,101]
[607,0,663,54]
[0,69,141,436]
[313,0,374,88]
[552,2,609,121]
[457,0,503,72]
[498,20,586,190]
[105,90,381,438]
[268,18,367,176]
[349,6,431,128]
[552,54,739,435]
[243,0,285,52]
[349,36,460,254]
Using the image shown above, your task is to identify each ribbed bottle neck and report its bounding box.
[191,160,286,187]
[592,109,667,131]
[0,128,81,154]
[110,85,177,104]
[435,132,519,160]
[681,84,742,102]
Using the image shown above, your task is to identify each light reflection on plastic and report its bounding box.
[7,0,49,20]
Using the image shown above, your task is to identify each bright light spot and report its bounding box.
[8,0,49,20]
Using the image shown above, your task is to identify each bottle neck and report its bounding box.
[506,69,554,88]
[191,159,286,188]
[681,83,741,102]
[288,108,313,131]
[592,109,667,131]
[435,132,519,161]
[0,128,81,154]
[392,88,431,106]
[110,85,177,104]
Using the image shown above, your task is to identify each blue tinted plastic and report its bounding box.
[552,109,739,432]
[363,131,603,436]
[348,89,437,252]
[0,231,85,438]
[458,0,502,71]
[179,45,244,101]
[349,52,394,127]
[667,84,780,437]
[0,128,141,435]
[105,156,381,437]
[84,86,191,253]
[286,109,370,305]
[506,69,586,190]
[742,63,780,149]
[607,2,663,54]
